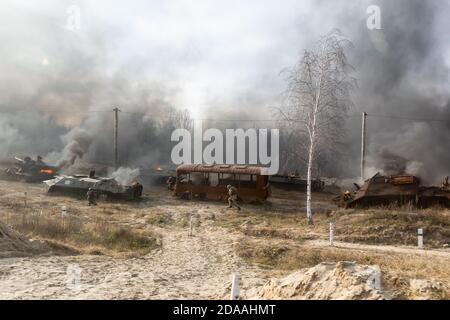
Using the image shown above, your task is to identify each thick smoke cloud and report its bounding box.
[341,0,450,183]
[0,0,449,183]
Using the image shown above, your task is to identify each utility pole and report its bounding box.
[113,107,120,170]
[361,112,367,181]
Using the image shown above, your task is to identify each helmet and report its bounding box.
[227,185,232,189]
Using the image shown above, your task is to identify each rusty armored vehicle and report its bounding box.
[174,164,271,202]
[0,156,58,182]
[335,173,450,209]
[44,170,143,200]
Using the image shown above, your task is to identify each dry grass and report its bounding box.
[333,208,450,247]
[146,211,192,228]
[216,206,450,247]
[146,212,176,226]
[237,239,450,298]
[1,212,160,256]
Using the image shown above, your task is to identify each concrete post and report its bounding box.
[230,272,240,300]
[418,228,424,249]
[329,223,334,246]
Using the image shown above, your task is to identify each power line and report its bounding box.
[366,113,450,123]
[4,107,449,123]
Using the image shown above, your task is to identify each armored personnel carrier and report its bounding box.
[44,170,143,200]
[0,156,58,182]
[335,173,450,209]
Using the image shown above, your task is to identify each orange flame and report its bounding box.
[40,169,55,175]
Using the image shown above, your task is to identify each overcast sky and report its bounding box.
[0,0,373,118]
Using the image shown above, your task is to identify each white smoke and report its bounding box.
[111,167,140,185]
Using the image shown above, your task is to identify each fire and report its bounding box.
[40,169,55,175]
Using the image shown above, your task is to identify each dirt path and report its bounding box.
[305,240,450,258]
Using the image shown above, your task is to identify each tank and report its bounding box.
[335,172,450,208]
[0,156,58,182]
[44,171,143,200]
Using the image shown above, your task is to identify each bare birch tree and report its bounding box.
[278,29,356,225]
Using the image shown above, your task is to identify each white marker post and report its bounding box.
[61,206,67,217]
[329,223,334,246]
[230,272,240,300]
[418,228,424,249]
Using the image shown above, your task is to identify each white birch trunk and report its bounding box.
[306,67,322,225]
[306,142,314,225]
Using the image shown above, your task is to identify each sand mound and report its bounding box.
[0,222,49,258]
[408,279,448,300]
[253,261,386,300]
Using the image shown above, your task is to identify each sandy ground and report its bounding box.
[0,226,266,299]
[0,179,449,299]
[0,180,268,299]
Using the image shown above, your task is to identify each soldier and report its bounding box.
[166,176,176,191]
[227,184,241,211]
[86,188,97,206]
[343,190,352,201]
[442,176,449,189]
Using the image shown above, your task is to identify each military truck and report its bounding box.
[44,170,143,200]
[0,156,58,182]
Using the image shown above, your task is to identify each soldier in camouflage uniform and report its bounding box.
[442,176,449,190]
[227,184,241,211]
[166,176,176,191]
[87,188,97,206]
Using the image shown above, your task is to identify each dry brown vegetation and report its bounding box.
[0,182,161,256]
[237,240,450,299]
[216,202,450,247]
[0,212,160,256]
[333,208,450,247]
[145,211,192,228]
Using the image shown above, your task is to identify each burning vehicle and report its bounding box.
[44,170,143,200]
[139,166,177,186]
[0,156,58,182]
[335,173,450,209]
